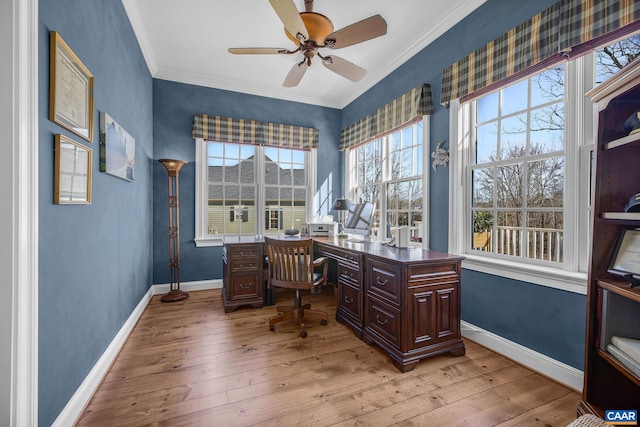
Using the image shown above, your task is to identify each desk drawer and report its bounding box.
[339,282,361,321]
[228,272,262,300]
[366,294,400,347]
[338,264,360,287]
[229,259,262,272]
[316,243,361,267]
[227,245,262,262]
[366,258,402,305]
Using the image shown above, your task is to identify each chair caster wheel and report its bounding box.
[269,325,275,332]
[320,319,327,326]
[299,331,307,338]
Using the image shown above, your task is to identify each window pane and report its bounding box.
[239,160,254,183]
[527,211,563,262]
[472,211,493,251]
[265,159,278,184]
[501,114,527,159]
[501,79,528,115]
[530,103,564,153]
[527,157,564,208]
[477,122,498,164]
[497,211,522,257]
[387,182,398,210]
[472,168,493,208]
[531,66,564,106]
[477,91,499,123]
[496,163,523,208]
[398,181,410,210]
[411,180,422,210]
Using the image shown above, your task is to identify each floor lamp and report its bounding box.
[159,159,189,302]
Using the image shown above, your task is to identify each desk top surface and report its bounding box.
[223,235,464,264]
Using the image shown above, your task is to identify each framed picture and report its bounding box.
[99,112,135,181]
[608,227,640,287]
[49,31,94,142]
[54,134,92,204]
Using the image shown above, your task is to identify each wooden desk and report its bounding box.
[223,236,465,372]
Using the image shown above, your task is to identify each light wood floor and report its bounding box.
[75,288,580,426]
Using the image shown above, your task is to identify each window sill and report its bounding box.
[194,236,224,247]
[461,254,587,295]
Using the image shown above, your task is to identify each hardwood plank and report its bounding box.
[75,289,580,427]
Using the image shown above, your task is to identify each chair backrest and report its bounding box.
[265,237,315,290]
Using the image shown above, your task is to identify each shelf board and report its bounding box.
[596,277,640,302]
[600,212,640,220]
[605,132,640,149]
[598,349,640,387]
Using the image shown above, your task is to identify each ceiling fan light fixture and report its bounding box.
[285,12,333,45]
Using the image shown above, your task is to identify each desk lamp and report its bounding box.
[331,198,350,239]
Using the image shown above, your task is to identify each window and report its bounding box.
[449,33,640,293]
[195,140,314,246]
[472,67,565,262]
[346,119,428,244]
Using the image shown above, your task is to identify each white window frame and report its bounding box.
[345,117,430,248]
[449,56,596,294]
[194,138,317,247]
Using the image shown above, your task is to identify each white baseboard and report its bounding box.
[52,279,221,426]
[461,320,584,392]
[152,278,222,294]
[52,286,154,427]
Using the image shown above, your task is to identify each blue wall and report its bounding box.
[152,79,341,284]
[38,0,153,425]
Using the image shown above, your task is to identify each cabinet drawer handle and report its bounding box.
[340,272,354,280]
[343,296,354,304]
[376,276,389,286]
[239,283,253,289]
[375,314,388,325]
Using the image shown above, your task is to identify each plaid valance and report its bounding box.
[192,114,319,150]
[441,0,640,104]
[339,83,434,151]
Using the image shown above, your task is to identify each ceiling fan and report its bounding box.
[228,0,387,87]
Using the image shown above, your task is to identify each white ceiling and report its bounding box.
[122,0,487,109]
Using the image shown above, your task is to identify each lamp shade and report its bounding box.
[332,198,350,211]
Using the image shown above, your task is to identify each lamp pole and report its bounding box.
[158,159,189,302]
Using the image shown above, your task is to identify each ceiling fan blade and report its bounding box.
[269,0,309,43]
[228,48,288,55]
[324,15,387,49]
[283,62,308,87]
[322,55,367,82]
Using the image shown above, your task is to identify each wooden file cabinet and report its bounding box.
[222,242,264,313]
[363,253,465,372]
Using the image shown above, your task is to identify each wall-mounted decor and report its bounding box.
[54,134,92,204]
[99,112,135,181]
[49,31,94,142]
[431,140,449,171]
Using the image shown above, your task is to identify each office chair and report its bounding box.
[264,237,329,338]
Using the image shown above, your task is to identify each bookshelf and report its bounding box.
[580,60,640,417]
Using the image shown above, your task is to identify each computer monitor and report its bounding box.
[343,202,375,239]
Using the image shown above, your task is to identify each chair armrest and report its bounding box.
[313,256,327,268]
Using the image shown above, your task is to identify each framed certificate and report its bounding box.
[608,228,640,287]
[54,134,92,204]
[49,31,94,142]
